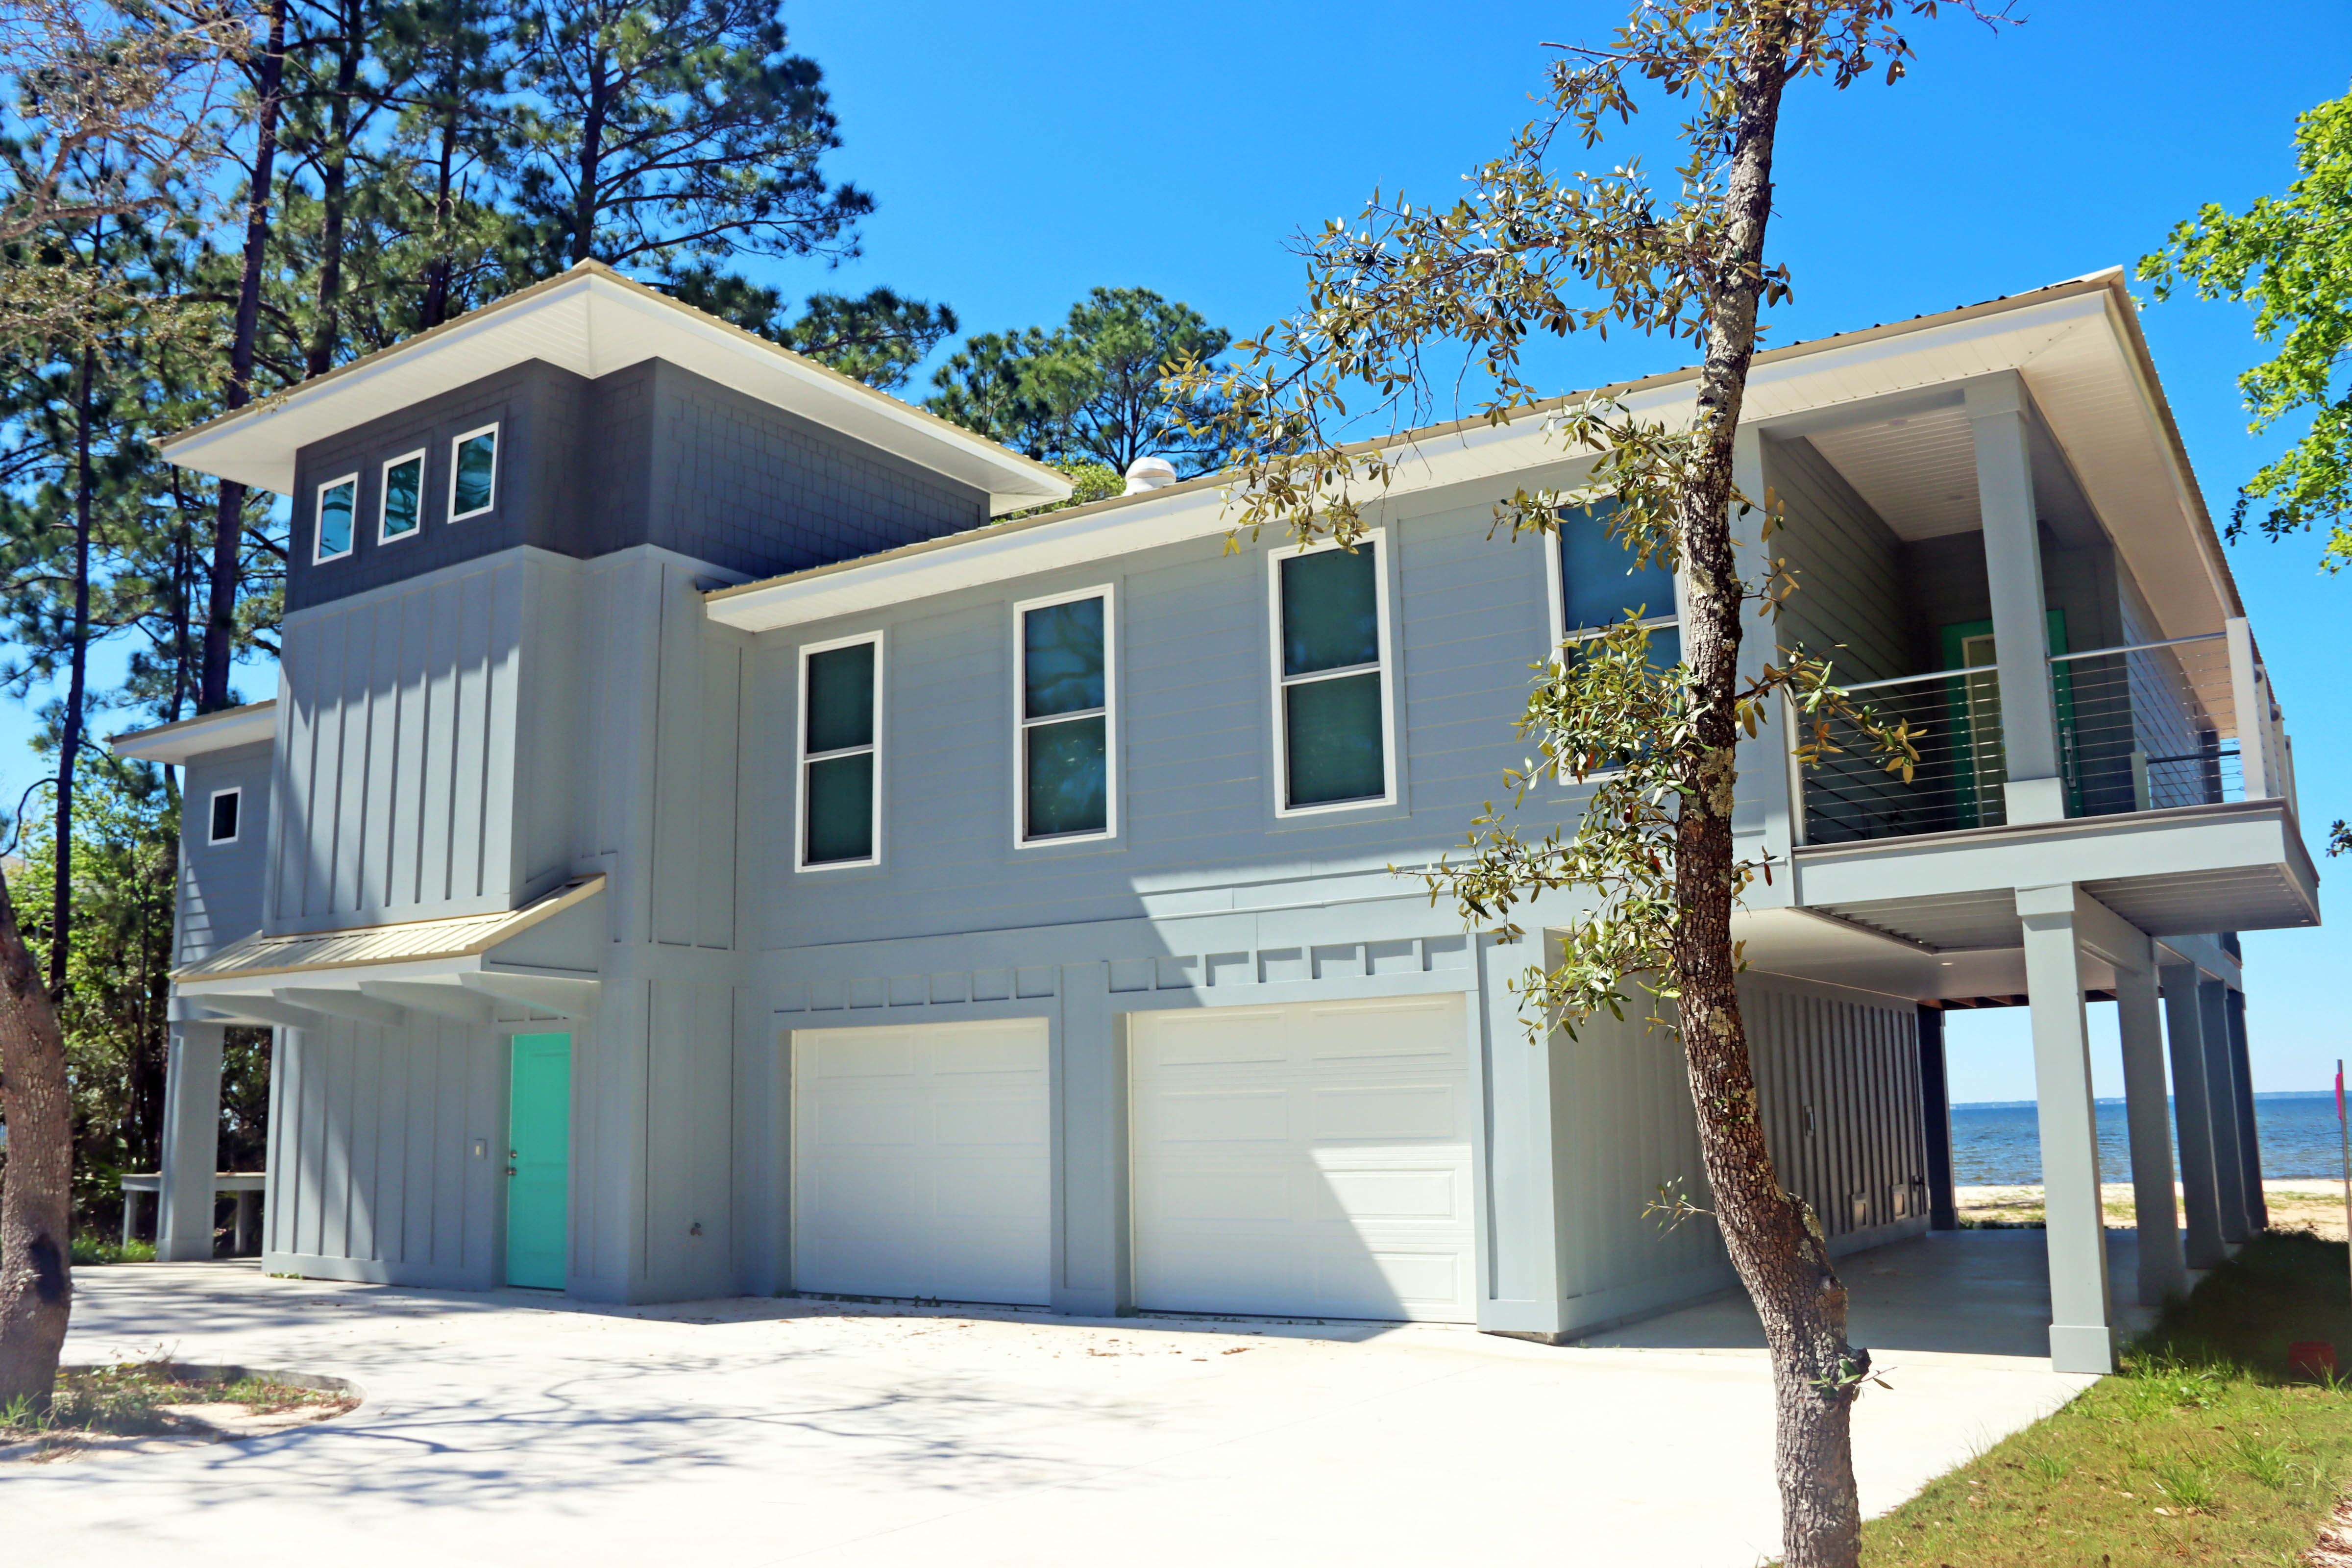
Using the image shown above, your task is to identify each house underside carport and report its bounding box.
[1728,796,2317,1373]
[154,876,605,1271]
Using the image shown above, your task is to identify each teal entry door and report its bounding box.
[506,1032,572,1289]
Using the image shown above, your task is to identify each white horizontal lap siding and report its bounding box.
[1129,995,1474,1323]
[791,1018,1051,1306]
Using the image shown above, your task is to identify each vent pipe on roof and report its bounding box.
[1123,456,1178,495]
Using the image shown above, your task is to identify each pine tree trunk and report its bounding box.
[201,0,288,713]
[1668,19,1866,1568]
[0,863,73,1409]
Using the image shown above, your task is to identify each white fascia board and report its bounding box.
[1791,802,2315,911]
[109,700,278,764]
[158,269,1069,515]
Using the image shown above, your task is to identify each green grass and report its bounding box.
[0,1359,351,1457]
[1860,1230,2352,1567]
[68,1236,156,1267]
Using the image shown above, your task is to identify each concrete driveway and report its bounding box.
[6,1231,2108,1567]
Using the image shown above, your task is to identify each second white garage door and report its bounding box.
[1130,994,1476,1323]
[792,1018,1050,1306]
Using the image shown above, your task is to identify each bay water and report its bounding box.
[1952,1090,2346,1186]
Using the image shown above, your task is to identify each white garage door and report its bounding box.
[792,1018,1050,1306]
[1130,994,1475,1323]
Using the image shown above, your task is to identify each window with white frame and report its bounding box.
[448,423,498,520]
[380,449,426,543]
[798,633,881,867]
[1544,496,1681,668]
[208,787,241,845]
[1015,588,1114,844]
[314,473,358,563]
[1270,533,1394,813]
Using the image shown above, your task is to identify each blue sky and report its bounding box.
[14,2,2350,1101]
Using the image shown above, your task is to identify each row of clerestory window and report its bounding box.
[312,423,499,564]
[793,499,1680,871]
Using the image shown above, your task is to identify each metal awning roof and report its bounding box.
[174,874,605,984]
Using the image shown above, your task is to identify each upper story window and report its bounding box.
[1546,497,1682,668]
[314,473,358,563]
[208,787,241,845]
[449,423,499,520]
[380,450,425,543]
[798,633,881,869]
[1015,588,1115,845]
[1269,532,1395,815]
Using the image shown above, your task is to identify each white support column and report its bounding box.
[2016,883,2115,1374]
[1732,426,1796,867]
[2115,958,2185,1303]
[2160,962,2226,1269]
[2199,979,2250,1244]
[1967,375,2065,825]
[2225,618,2267,799]
[157,1018,226,1262]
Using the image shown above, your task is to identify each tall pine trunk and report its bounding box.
[1669,22,1866,1568]
[304,0,366,378]
[51,343,96,994]
[201,0,288,713]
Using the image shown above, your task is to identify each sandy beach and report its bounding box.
[1955,1178,2352,1239]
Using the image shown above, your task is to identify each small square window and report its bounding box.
[449,424,498,520]
[314,474,357,563]
[208,788,241,845]
[380,450,425,542]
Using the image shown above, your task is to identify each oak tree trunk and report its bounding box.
[1669,19,1866,1568]
[0,864,73,1408]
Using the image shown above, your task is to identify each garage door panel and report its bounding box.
[1131,996,1475,1323]
[814,1032,915,1078]
[1314,1160,1467,1225]
[1153,1088,1289,1142]
[1307,998,1463,1064]
[793,1020,1050,1307]
[1140,1008,1292,1068]
[1309,1083,1457,1140]
[1139,1165,1296,1223]
[934,1095,1048,1146]
[932,1029,1047,1075]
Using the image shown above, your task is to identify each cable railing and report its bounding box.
[1793,620,2291,847]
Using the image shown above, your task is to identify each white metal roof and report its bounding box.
[158,262,1072,517]
[172,873,606,983]
[703,271,2247,648]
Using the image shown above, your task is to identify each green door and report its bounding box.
[506,1032,571,1290]
[1940,610,2077,827]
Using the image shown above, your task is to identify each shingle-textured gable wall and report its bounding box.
[285,357,991,612]
[645,361,985,577]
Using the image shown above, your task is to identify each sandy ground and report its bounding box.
[1957,1178,2351,1239]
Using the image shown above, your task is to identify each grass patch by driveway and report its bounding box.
[1,1359,355,1463]
[1861,1231,2352,1567]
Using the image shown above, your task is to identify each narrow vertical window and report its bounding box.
[208,787,241,845]
[799,635,880,868]
[315,474,357,563]
[380,450,425,543]
[1549,496,1681,668]
[1016,589,1113,843]
[449,423,499,519]
[1272,535,1393,812]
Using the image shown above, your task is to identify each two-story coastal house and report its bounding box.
[116,262,2315,1375]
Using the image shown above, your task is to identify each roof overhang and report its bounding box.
[158,263,1071,517]
[704,270,2246,643]
[109,700,277,764]
[174,873,606,987]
